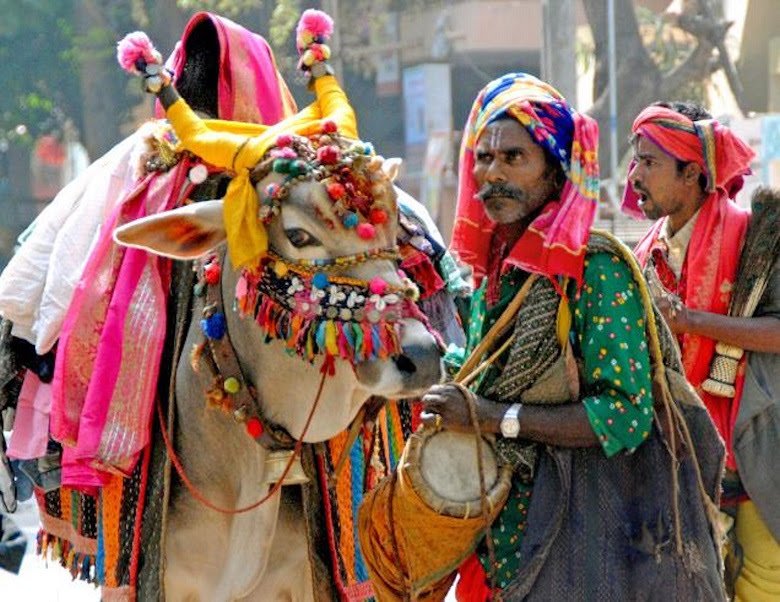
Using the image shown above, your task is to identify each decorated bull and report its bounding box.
[110,10,448,600]
[0,10,466,601]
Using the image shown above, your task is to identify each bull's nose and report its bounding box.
[394,344,443,389]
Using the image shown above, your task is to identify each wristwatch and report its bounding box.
[500,403,522,439]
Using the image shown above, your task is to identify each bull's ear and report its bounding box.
[113,199,227,260]
[381,157,402,182]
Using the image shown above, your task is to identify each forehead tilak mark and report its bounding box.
[489,124,502,150]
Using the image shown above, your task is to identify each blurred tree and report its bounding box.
[583,0,744,178]
[0,0,83,146]
[0,0,205,159]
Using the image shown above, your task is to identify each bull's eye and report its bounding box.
[285,228,321,248]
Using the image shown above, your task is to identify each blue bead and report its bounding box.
[201,312,227,339]
[312,272,330,289]
[342,212,359,228]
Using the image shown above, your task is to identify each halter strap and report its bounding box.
[196,251,296,450]
[266,246,399,273]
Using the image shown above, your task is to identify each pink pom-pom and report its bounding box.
[296,9,334,52]
[270,147,297,159]
[369,277,388,296]
[356,223,376,240]
[117,31,162,74]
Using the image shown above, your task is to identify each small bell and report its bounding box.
[188,164,209,184]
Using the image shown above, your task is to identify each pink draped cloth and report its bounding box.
[8,373,51,460]
[157,12,297,123]
[50,13,296,490]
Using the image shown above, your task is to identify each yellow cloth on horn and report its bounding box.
[165,75,358,267]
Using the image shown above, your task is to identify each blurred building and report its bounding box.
[350,0,674,242]
[343,0,778,245]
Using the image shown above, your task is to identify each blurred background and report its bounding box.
[1,0,778,262]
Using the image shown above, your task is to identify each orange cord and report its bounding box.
[157,369,328,514]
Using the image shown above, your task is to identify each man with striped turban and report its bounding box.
[625,101,780,601]
[359,74,725,600]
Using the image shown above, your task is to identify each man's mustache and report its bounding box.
[633,182,648,196]
[476,182,526,202]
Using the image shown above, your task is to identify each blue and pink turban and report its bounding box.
[450,72,600,287]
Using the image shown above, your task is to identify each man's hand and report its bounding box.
[420,384,504,433]
[653,294,690,334]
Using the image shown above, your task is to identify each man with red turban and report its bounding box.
[624,101,780,600]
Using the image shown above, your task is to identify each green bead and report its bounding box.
[224,377,241,394]
[273,158,291,174]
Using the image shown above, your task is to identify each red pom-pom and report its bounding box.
[321,120,338,134]
[326,182,346,200]
[117,31,162,74]
[276,134,293,147]
[204,262,221,285]
[369,209,388,225]
[356,223,376,240]
[245,417,264,439]
[316,145,340,165]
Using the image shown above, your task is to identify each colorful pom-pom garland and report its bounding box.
[116,31,171,93]
[234,259,423,365]
[296,9,334,72]
[251,127,394,241]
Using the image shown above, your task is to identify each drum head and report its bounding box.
[402,428,510,518]
[420,430,498,503]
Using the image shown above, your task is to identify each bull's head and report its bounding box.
[115,133,443,441]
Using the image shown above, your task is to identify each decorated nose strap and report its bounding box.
[235,246,423,363]
[265,246,400,273]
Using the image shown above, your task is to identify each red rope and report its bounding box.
[157,369,329,514]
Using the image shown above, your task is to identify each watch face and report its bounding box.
[501,417,520,438]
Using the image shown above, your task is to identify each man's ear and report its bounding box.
[683,161,703,187]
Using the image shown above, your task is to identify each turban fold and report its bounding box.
[450,72,600,287]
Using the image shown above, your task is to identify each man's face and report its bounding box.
[629,135,690,221]
[472,118,559,225]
